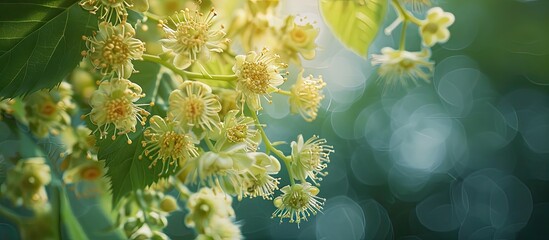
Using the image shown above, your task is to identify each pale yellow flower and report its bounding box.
[83,22,145,79]
[141,115,199,174]
[290,135,333,184]
[185,187,235,229]
[289,71,326,122]
[420,7,455,47]
[88,78,149,141]
[168,81,222,131]
[278,15,319,63]
[233,49,286,111]
[371,47,434,87]
[186,145,255,195]
[227,0,280,52]
[272,183,324,225]
[213,110,260,152]
[1,158,51,210]
[197,217,242,240]
[63,159,104,184]
[241,153,281,199]
[160,8,227,69]
[24,82,74,138]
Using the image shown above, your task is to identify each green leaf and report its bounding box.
[99,61,176,205]
[59,187,90,240]
[0,0,97,98]
[320,0,388,57]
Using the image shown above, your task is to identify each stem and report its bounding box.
[141,54,238,81]
[391,0,423,25]
[249,110,295,186]
[0,204,23,225]
[134,190,151,225]
[275,89,292,96]
[205,138,216,152]
[399,20,408,50]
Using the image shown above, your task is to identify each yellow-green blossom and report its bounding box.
[290,135,333,184]
[83,22,145,79]
[233,49,286,111]
[420,7,455,47]
[272,183,324,225]
[63,158,104,184]
[24,82,74,138]
[241,153,281,199]
[372,47,434,87]
[1,158,51,210]
[185,187,235,229]
[289,71,326,122]
[227,0,279,52]
[160,8,227,69]
[278,15,319,63]
[196,217,242,240]
[213,110,260,152]
[186,145,255,195]
[168,81,222,131]
[141,115,199,174]
[88,78,149,141]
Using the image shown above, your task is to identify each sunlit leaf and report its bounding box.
[320,0,388,57]
[0,0,97,98]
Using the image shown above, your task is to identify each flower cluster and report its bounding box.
[227,1,320,65]
[185,187,241,239]
[373,2,454,87]
[1,158,51,210]
[0,2,335,239]
[116,189,174,240]
[23,82,75,138]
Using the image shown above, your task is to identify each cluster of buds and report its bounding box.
[116,189,177,240]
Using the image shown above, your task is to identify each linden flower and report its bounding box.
[168,81,222,131]
[187,145,255,196]
[290,135,333,184]
[89,78,149,141]
[197,217,242,240]
[185,187,235,229]
[83,22,145,79]
[160,8,227,69]
[24,82,74,138]
[233,49,286,111]
[228,1,279,52]
[420,7,455,47]
[242,153,281,199]
[272,183,325,225]
[63,159,104,185]
[289,71,326,122]
[1,158,51,210]
[80,0,149,22]
[371,47,434,87]
[213,110,260,152]
[141,115,199,175]
[279,15,319,63]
